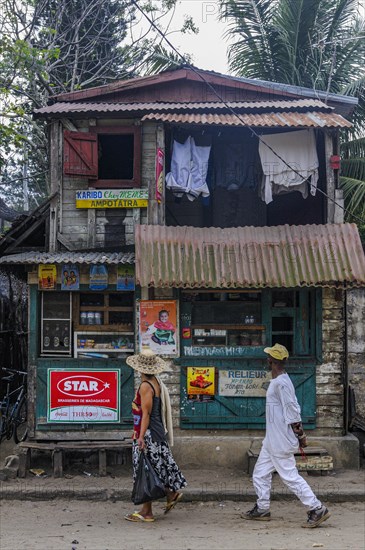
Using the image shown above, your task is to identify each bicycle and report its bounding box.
[0,367,28,444]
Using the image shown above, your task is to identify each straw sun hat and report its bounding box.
[126,348,172,375]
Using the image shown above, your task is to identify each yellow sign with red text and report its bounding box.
[187,367,215,396]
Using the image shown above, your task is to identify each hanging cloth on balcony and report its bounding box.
[258,129,319,204]
[166,136,211,201]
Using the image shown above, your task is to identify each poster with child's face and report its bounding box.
[138,300,178,356]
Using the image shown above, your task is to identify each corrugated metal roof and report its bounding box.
[0,251,135,265]
[203,69,359,107]
[141,111,351,128]
[34,99,333,116]
[135,223,365,289]
[48,68,358,113]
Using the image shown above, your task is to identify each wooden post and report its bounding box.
[99,449,107,476]
[87,208,96,248]
[18,448,31,478]
[147,123,165,226]
[334,189,344,223]
[27,285,39,439]
[156,124,165,225]
[324,131,335,224]
[49,121,62,251]
[52,449,63,478]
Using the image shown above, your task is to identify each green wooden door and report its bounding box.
[179,359,316,430]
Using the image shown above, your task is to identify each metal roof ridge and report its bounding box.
[199,68,359,106]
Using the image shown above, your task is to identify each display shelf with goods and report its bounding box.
[182,290,266,349]
[74,331,134,358]
[74,291,134,332]
[191,326,266,347]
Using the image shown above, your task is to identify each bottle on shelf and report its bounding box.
[53,323,60,348]
[43,322,50,348]
[87,311,95,325]
[63,324,70,349]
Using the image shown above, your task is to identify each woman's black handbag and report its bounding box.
[132,451,166,505]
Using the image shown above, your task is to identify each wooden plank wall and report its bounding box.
[59,119,153,249]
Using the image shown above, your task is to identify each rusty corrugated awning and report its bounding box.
[34,98,333,116]
[0,251,135,265]
[135,223,365,289]
[141,111,351,128]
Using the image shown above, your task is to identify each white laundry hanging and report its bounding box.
[258,129,319,204]
[165,136,211,200]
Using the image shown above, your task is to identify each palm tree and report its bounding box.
[340,136,365,238]
[220,0,365,226]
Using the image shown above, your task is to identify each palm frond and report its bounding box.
[339,176,365,218]
[341,136,365,159]
[221,0,280,81]
[341,159,365,182]
[139,45,187,75]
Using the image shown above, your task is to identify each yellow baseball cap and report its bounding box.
[264,343,289,360]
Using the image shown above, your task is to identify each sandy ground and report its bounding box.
[0,500,364,550]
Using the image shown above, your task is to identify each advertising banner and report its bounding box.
[117,264,135,291]
[155,148,164,203]
[48,369,120,423]
[38,264,57,290]
[139,300,178,356]
[89,264,108,290]
[187,367,215,396]
[219,370,271,397]
[61,264,80,290]
[76,189,148,209]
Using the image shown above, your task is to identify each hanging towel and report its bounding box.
[187,138,210,201]
[156,375,174,447]
[165,137,192,198]
[166,136,211,201]
[258,130,319,204]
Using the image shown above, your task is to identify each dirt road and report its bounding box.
[0,499,364,550]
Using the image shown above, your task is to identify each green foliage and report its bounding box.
[221,0,365,228]
[142,45,191,75]
[0,0,134,207]
[221,0,365,135]
[0,0,198,210]
[340,136,365,228]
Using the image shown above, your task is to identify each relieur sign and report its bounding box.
[76,189,148,209]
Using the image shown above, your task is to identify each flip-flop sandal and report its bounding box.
[164,492,183,514]
[125,512,155,523]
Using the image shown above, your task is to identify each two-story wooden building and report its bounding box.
[1,67,364,469]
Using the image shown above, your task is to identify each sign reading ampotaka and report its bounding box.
[76,189,148,209]
[219,370,272,397]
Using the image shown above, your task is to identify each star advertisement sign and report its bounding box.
[48,370,120,423]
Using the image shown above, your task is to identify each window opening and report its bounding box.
[98,134,134,180]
